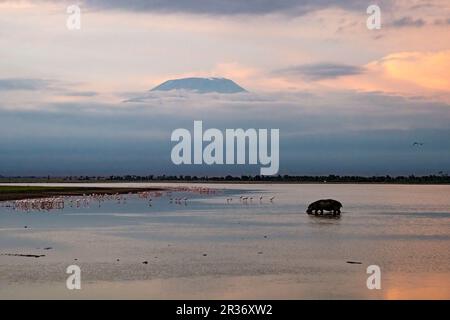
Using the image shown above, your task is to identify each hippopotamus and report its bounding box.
[306,199,342,216]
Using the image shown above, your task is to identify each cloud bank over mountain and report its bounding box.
[1,90,450,176]
[79,0,369,16]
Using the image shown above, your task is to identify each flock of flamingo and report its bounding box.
[0,186,275,212]
[228,196,275,204]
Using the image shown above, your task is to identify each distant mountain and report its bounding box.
[151,77,247,94]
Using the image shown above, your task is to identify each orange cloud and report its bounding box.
[324,50,450,101]
[374,51,450,91]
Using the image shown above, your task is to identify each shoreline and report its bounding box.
[1,183,449,299]
[0,186,165,202]
[1,180,450,186]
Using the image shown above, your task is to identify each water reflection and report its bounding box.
[0,183,449,299]
[383,273,450,300]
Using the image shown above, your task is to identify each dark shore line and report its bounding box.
[0,186,164,202]
[1,174,450,185]
[0,253,46,258]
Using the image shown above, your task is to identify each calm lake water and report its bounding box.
[0,183,449,299]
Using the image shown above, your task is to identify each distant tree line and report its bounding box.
[104,174,449,184]
[2,174,449,184]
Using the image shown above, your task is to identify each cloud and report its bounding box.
[0,78,50,91]
[273,63,365,80]
[434,18,450,26]
[73,0,368,16]
[1,90,450,176]
[64,91,98,97]
[369,51,450,92]
[390,16,426,28]
[310,51,450,101]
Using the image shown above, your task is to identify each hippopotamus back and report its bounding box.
[307,199,342,215]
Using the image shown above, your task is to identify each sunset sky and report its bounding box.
[1,0,449,176]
